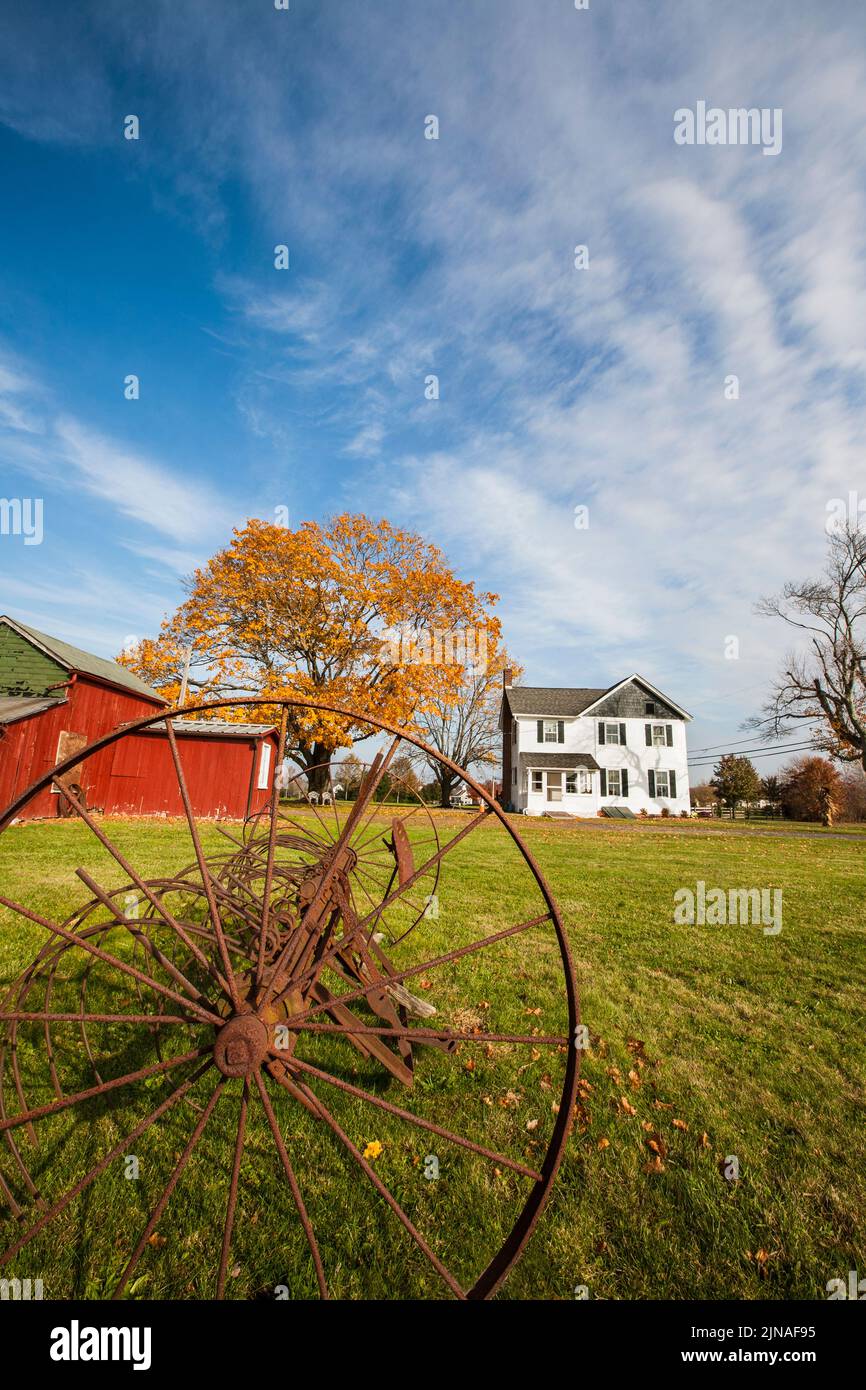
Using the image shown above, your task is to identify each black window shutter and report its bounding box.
[537,720,543,743]
[558,720,564,743]
[598,721,605,745]
[648,769,655,797]
[645,724,652,746]
[621,768,629,796]
[600,768,607,796]
[669,770,677,797]
[619,722,626,746]
[665,725,673,747]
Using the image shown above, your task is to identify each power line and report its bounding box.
[688,739,814,762]
[689,742,816,769]
[688,728,820,755]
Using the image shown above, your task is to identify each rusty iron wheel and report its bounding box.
[0,698,580,1300]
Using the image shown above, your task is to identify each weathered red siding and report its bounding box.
[101,727,278,819]
[0,675,163,819]
[0,676,278,821]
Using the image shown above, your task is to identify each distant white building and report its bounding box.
[500,672,692,818]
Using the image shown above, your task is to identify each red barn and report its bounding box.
[0,616,279,822]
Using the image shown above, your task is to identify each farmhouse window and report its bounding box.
[566,769,590,794]
[531,770,543,792]
[606,769,621,797]
[650,770,677,798]
[646,723,673,747]
[539,719,564,743]
[257,740,272,790]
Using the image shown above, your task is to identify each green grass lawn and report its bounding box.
[0,809,863,1301]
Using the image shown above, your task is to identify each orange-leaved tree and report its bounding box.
[120,514,501,788]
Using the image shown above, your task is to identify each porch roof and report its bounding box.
[519,752,600,771]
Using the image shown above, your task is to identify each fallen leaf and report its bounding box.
[597,1137,610,1150]
[363,1140,383,1160]
[643,1155,666,1174]
[672,1118,688,1131]
[147,1233,166,1249]
[701,1132,711,1149]
[526,1118,539,1132]
[618,1095,637,1117]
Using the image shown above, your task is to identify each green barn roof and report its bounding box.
[0,616,166,703]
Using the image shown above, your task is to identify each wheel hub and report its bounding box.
[213,1013,269,1077]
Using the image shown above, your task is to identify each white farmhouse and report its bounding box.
[500,671,692,818]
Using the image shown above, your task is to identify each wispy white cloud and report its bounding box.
[54,417,236,544]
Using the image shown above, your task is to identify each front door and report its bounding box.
[546,770,562,803]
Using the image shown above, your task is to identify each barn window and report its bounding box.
[257,740,272,790]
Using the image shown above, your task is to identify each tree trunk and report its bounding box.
[437,769,456,809]
[301,742,337,794]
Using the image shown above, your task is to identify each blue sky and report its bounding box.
[1,0,864,772]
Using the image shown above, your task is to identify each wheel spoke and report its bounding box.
[0,893,222,1027]
[285,1056,542,1181]
[269,1068,465,1299]
[55,782,234,1001]
[76,868,219,1006]
[258,741,401,1010]
[280,1023,567,1046]
[165,722,240,1009]
[0,1011,199,1025]
[283,911,552,1024]
[0,1057,212,1269]
[113,1077,226,1298]
[257,706,289,990]
[216,1079,249,1299]
[352,808,489,937]
[254,1072,329,1299]
[0,1047,209,1135]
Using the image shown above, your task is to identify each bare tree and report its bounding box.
[412,652,520,808]
[749,524,866,771]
